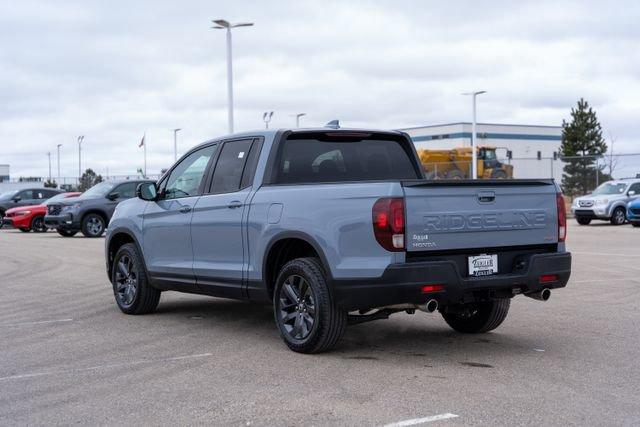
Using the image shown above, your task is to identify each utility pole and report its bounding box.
[173,128,181,162]
[211,19,254,134]
[462,91,486,179]
[56,144,63,187]
[263,111,273,129]
[78,135,84,180]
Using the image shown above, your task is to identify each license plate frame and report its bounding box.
[468,254,498,277]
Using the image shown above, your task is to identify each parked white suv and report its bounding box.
[572,179,640,225]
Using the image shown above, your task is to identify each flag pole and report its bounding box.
[144,139,147,178]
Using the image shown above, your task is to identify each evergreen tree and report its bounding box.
[560,98,608,196]
[78,168,103,192]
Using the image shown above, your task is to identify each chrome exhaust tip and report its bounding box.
[424,299,438,313]
[527,288,551,301]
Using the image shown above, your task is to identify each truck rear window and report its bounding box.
[274,134,421,184]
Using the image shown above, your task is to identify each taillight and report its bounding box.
[556,192,567,242]
[372,197,405,252]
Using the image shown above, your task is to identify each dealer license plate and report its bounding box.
[468,254,498,277]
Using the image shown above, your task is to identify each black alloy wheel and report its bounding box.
[277,274,317,340]
[114,253,138,308]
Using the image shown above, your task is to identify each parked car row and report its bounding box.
[0,179,152,237]
[571,178,640,226]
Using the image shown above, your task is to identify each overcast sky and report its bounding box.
[1,0,639,179]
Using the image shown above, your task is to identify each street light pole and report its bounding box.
[212,19,254,134]
[462,91,486,180]
[78,135,84,179]
[173,128,181,162]
[56,144,62,187]
[294,113,306,128]
[47,152,52,182]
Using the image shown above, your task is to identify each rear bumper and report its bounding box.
[333,252,571,311]
[44,214,79,230]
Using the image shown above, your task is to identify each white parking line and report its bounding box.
[383,413,459,427]
[0,318,73,327]
[571,251,637,258]
[0,353,213,382]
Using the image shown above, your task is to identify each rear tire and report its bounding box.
[19,228,31,232]
[610,207,626,225]
[57,229,78,237]
[576,217,591,225]
[112,243,160,315]
[632,222,640,228]
[441,298,511,333]
[273,257,347,353]
[31,216,47,233]
[81,213,106,237]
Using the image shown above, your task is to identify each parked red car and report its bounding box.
[3,192,81,232]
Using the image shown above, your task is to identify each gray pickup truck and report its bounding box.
[105,127,571,353]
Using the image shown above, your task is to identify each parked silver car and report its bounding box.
[572,179,640,225]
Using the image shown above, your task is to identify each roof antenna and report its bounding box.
[324,120,340,129]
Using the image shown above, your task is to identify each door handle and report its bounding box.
[179,205,192,214]
[227,201,243,209]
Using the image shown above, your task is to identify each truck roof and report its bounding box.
[199,127,406,145]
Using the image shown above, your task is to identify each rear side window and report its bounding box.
[274,134,420,184]
[210,139,254,194]
[115,182,137,199]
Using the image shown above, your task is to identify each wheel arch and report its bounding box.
[262,231,333,301]
[106,228,146,281]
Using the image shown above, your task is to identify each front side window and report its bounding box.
[275,134,420,184]
[163,145,216,200]
[18,190,34,200]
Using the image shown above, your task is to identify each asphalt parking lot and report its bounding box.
[1,222,639,426]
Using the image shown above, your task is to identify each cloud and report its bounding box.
[0,0,638,178]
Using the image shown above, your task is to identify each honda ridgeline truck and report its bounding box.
[105,127,571,353]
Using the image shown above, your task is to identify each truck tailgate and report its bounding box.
[402,180,558,252]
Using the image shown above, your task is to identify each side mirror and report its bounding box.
[106,193,119,201]
[629,190,636,196]
[136,182,158,201]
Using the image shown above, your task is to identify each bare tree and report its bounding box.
[604,131,620,177]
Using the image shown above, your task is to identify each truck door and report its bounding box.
[191,138,262,298]
[142,144,217,287]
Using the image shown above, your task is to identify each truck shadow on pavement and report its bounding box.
[152,297,550,365]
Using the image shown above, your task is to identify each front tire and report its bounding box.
[57,228,78,237]
[441,298,511,333]
[31,216,47,233]
[19,228,31,232]
[610,207,626,225]
[112,243,160,315]
[273,257,347,354]
[632,222,640,228]
[81,213,106,237]
[576,217,591,225]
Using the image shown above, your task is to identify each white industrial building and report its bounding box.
[400,123,563,179]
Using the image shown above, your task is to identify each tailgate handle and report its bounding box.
[477,191,495,204]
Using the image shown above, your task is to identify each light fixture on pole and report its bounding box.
[56,144,63,187]
[173,128,181,162]
[211,19,254,134]
[77,135,84,179]
[262,111,274,129]
[462,91,486,180]
[293,113,306,128]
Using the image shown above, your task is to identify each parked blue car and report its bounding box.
[627,199,640,227]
